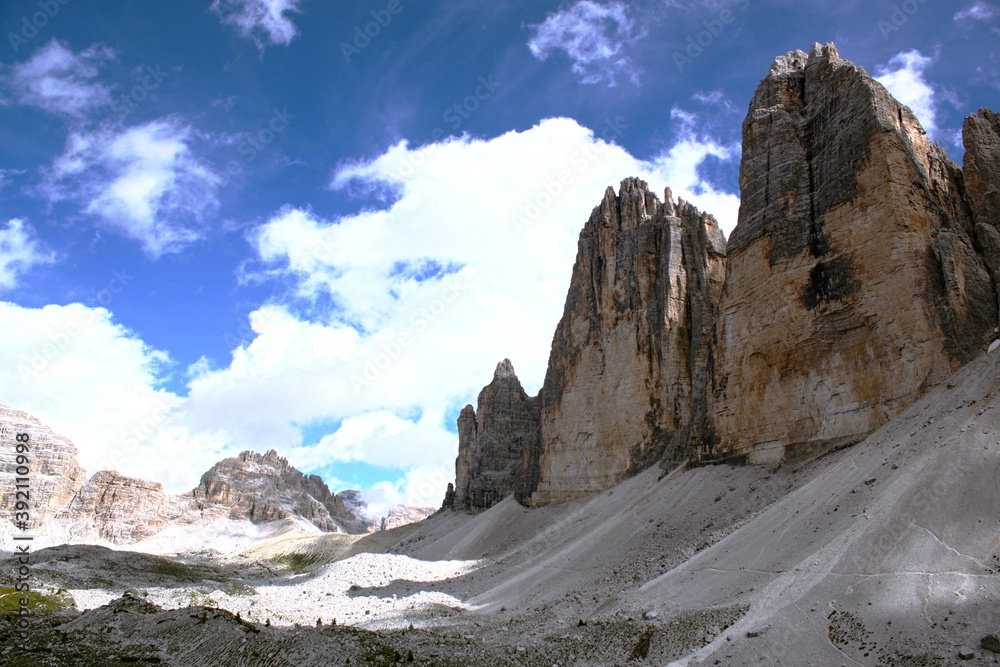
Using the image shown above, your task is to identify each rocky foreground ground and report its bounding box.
[0,592,753,666]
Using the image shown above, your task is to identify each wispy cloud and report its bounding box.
[644,106,740,237]
[953,2,998,22]
[211,0,304,49]
[527,0,642,86]
[875,49,938,137]
[0,219,56,291]
[41,118,221,257]
[6,40,114,118]
[0,169,26,192]
[691,89,737,114]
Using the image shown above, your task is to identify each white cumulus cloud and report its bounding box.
[527,1,642,86]
[6,40,114,118]
[0,301,199,489]
[0,219,56,291]
[211,0,304,48]
[646,107,741,235]
[875,49,938,138]
[41,118,221,257]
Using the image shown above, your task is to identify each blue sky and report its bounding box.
[0,0,998,514]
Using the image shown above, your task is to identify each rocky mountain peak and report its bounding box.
[0,407,436,547]
[526,180,726,504]
[493,358,517,380]
[808,41,839,60]
[238,449,291,469]
[58,471,184,544]
[766,43,843,79]
[337,490,436,531]
[193,450,367,533]
[451,360,540,511]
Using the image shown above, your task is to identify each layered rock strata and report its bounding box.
[58,471,184,543]
[192,449,367,534]
[0,404,396,544]
[712,43,997,463]
[528,182,727,504]
[0,405,86,527]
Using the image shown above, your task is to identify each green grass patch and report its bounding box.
[273,552,321,572]
[0,586,73,614]
[148,556,217,582]
[221,581,258,597]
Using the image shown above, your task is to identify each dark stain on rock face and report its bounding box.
[802,257,854,309]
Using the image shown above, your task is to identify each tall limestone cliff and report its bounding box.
[57,471,186,543]
[964,108,1000,312]
[447,43,1000,510]
[451,359,540,511]
[0,405,86,527]
[528,181,726,504]
[712,43,998,463]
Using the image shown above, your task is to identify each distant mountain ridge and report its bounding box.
[0,405,431,548]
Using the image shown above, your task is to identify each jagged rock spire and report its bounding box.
[451,360,540,511]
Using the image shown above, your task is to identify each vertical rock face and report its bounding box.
[964,109,1000,312]
[528,180,726,505]
[0,405,86,527]
[713,43,997,463]
[965,109,1000,228]
[451,359,540,511]
[192,450,367,534]
[58,471,183,543]
[452,406,479,510]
